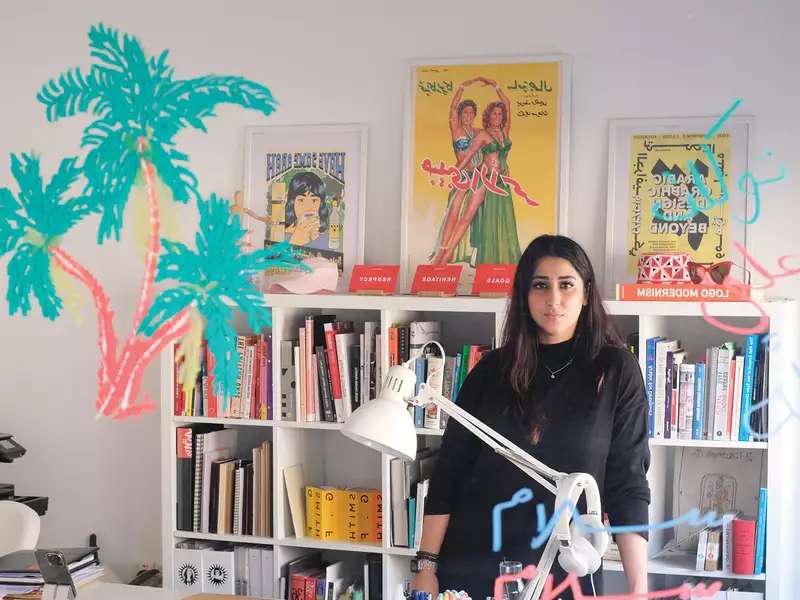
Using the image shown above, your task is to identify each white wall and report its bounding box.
[1,0,798,581]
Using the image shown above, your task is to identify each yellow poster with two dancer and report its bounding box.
[405,60,564,285]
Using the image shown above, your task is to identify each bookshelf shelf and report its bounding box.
[174,530,275,545]
[162,294,800,598]
[173,416,275,427]
[648,439,768,450]
[277,537,384,554]
[603,556,767,581]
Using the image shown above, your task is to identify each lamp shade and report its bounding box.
[341,364,419,460]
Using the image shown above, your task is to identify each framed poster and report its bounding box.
[400,55,571,292]
[605,116,753,297]
[242,124,367,293]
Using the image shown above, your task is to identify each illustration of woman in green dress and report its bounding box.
[438,79,521,265]
[429,77,488,265]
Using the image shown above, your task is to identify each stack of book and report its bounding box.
[174,541,273,596]
[279,553,381,600]
[0,547,103,597]
[695,488,767,575]
[281,316,369,423]
[174,334,272,420]
[645,334,769,441]
[176,426,272,537]
[304,486,382,544]
[389,447,438,548]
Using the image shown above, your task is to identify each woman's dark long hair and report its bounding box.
[285,171,330,232]
[500,235,622,441]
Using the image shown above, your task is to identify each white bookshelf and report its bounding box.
[161,294,799,599]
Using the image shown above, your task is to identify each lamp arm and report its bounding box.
[415,384,564,495]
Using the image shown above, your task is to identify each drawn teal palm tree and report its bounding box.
[0,153,96,319]
[27,23,286,417]
[131,193,307,413]
[37,23,277,242]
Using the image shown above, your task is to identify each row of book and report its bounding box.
[645,334,768,441]
[174,335,273,420]
[304,486,382,543]
[177,426,272,537]
[389,447,438,548]
[174,542,273,596]
[283,552,382,600]
[281,316,366,423]
[695,488,767,575]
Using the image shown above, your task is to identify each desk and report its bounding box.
[78,583,186,599]
[78,583,264,600]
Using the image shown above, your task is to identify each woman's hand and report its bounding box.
[411,571,438,598]
[289,216,320,245]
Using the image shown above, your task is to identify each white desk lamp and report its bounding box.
[342,341,608,600]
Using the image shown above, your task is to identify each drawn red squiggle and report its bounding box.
[420,158,540,207]
[493,564,723,600]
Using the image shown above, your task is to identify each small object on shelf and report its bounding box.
[265,256,339,294]
[410,265,462,296]
[349,265,400,295]
[636,252,692,283]
[471,264,515,297]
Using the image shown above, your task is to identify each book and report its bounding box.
[705,529,720,570]
[732,518,756,574]
[695,529,708,571]
[740,334,759,441]
[201,429,238,533]
[754,487,767,574]
[176,427,194,531]
[281,340,297,421]
[721,511,739,572]
[692,362,706,440]
[615,282,751,301]
[645,336,663,437]
[654,339,680,438]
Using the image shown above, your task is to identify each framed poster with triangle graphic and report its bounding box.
[604,114,754,297]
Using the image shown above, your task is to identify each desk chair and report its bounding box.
[0,499,41,556]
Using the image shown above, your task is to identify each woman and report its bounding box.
[437,79,521,265]
[413,235,650,599]
[429,77,486,265]
[284,171,331,249]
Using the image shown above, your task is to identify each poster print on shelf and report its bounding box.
[604,116,752,297]
[401,56,571,293]
[242,124,367,293]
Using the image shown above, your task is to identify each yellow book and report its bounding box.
[330,488,349,541]
[371,490,383,543]
[320,486,338,541]
[355,489,373,543]
[345,490,359,543]
[305,485,322,539]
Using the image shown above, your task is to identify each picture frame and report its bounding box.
[400,55,572,293]
[242,124,367,293]
[604,115,753,297]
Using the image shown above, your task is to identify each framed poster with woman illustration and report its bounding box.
[400,55,571,292]
[604,116,753,297]
[242,124,367,293]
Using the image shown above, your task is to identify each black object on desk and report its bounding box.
[0,433,50,515]
[0,433,26,463]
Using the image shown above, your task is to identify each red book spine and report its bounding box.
[290,574,306,600]
[304,574,316,600]
[173,344,184,416]
[251,337,261,419]
[324,323,343,401]
[206,345,218,418]
[388,327,399,366]
[732,518,756,574]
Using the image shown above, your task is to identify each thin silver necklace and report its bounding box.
[543,357,574,379]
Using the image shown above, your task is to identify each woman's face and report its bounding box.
[527,256,588,344]
[294,191,321,221]
[460,105,476,127]
[489,106,503,127]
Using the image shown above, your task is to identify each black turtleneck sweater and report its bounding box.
[424,340,651,599]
